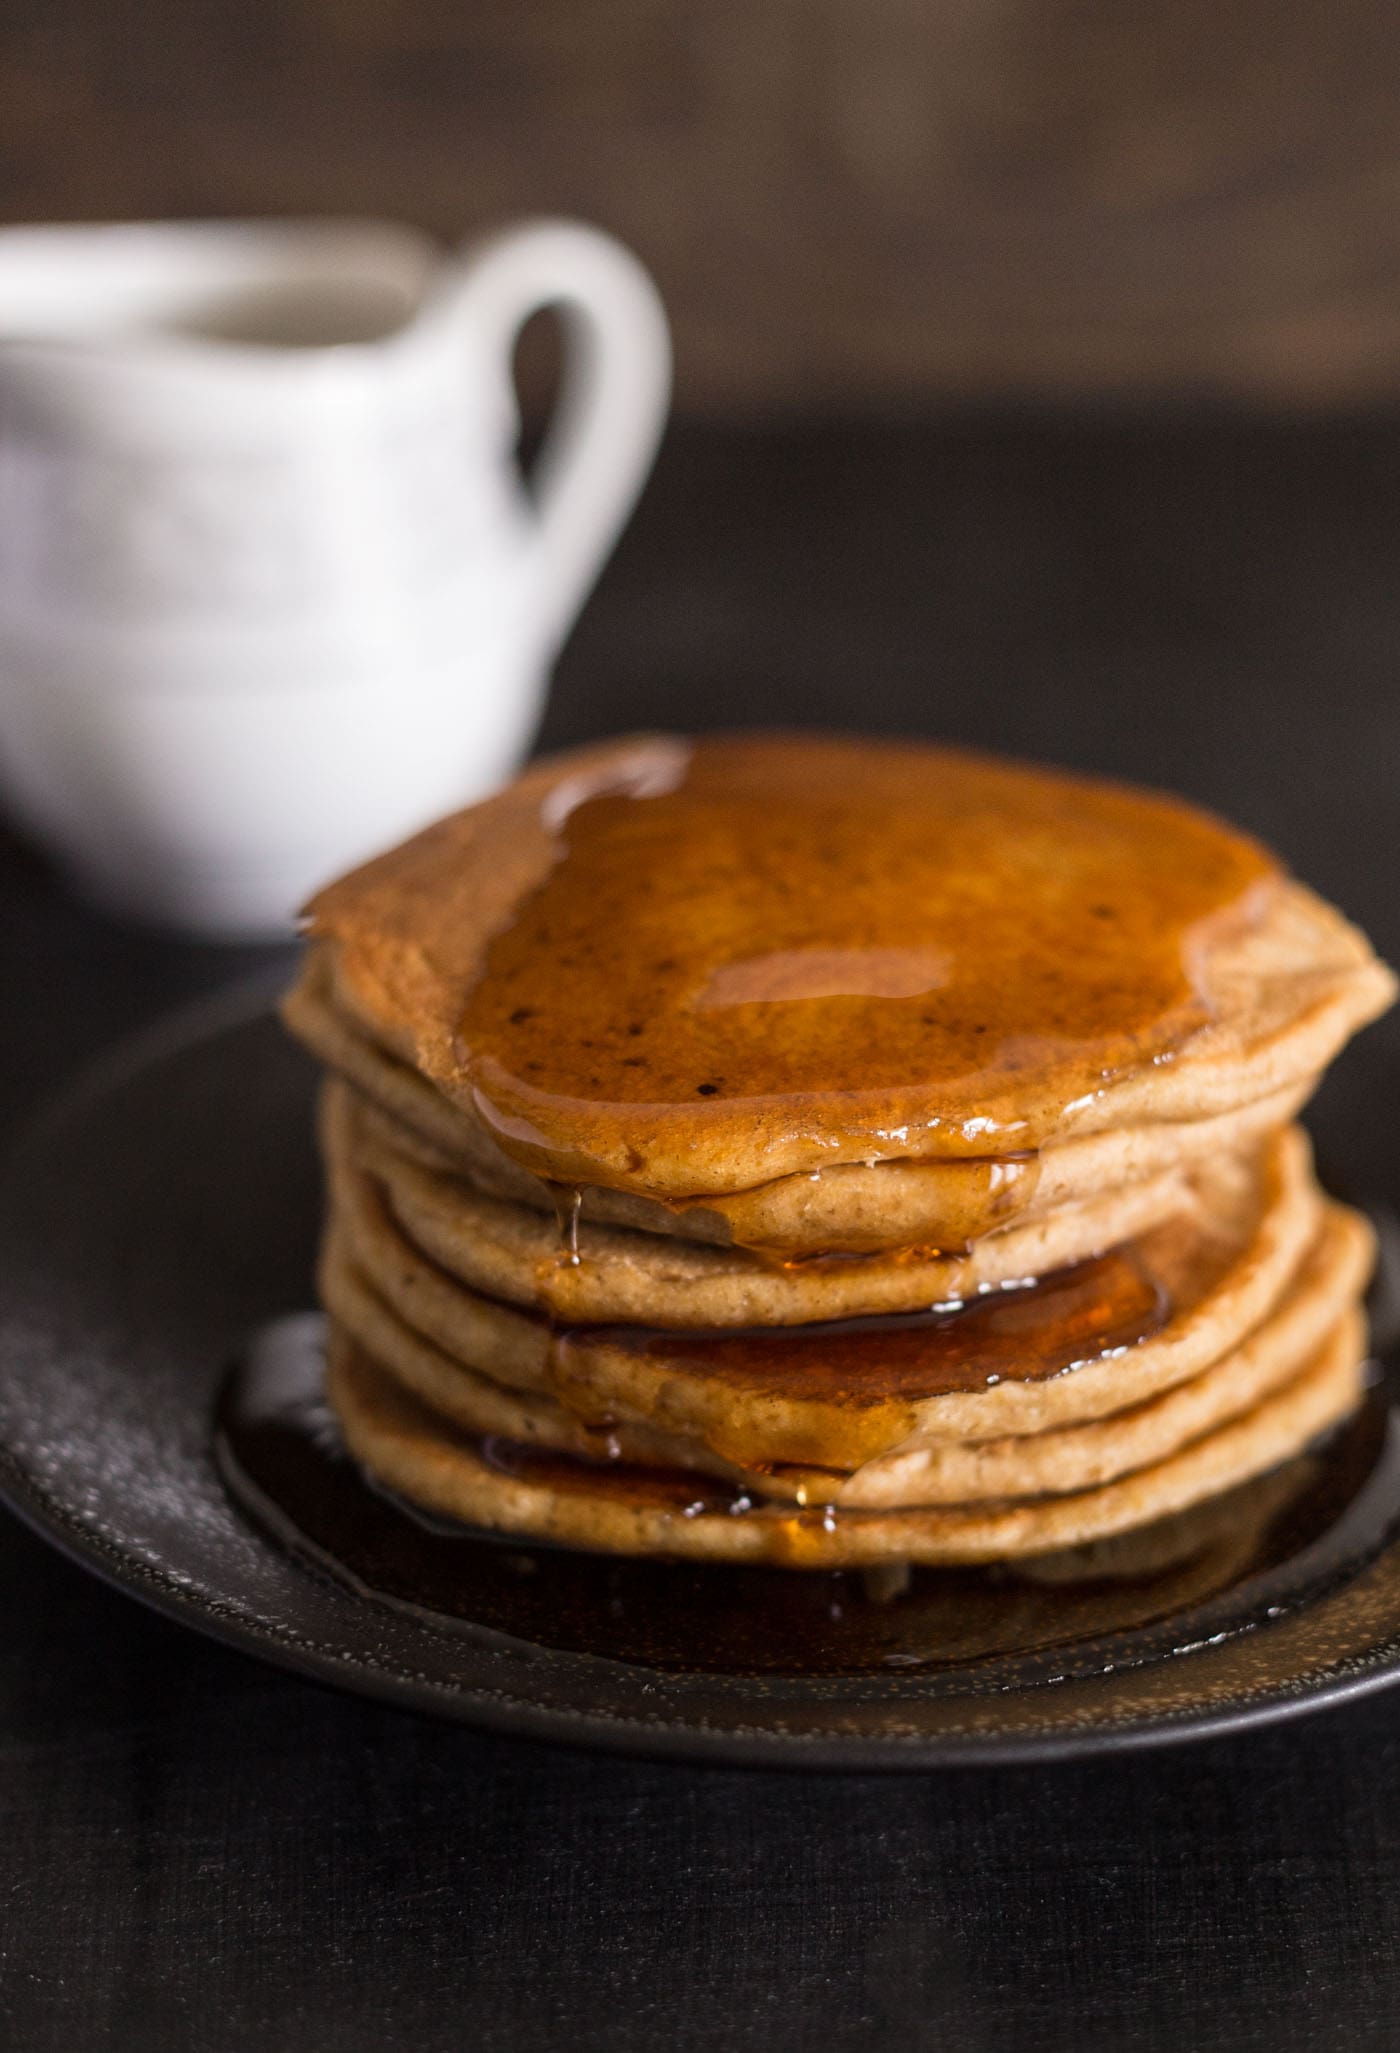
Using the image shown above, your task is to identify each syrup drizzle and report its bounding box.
[538,1243,1172,1475]
[550,1246,1169,1410]
[216,1316,1396,1680]
[455,735,1277,1196]
[665,1148,1045,1259]
[549,1185,583,1266]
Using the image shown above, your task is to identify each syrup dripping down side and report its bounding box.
[215,1314,1395,1679]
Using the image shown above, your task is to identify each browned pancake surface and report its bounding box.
[298,735,1391,1205]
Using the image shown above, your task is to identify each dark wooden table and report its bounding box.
[3,415,1400,2051]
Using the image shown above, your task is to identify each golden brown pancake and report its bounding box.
[290,734,1394,1215]
[320,1193,1368,1508]
[327,1118,1367,1467]
[286,948,1315,1256]
[330,1079,1205,1328]
[280,732,1393,1570]
[326,1314,1367,1567]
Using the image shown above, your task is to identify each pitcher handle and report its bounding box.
[449,218,671,658]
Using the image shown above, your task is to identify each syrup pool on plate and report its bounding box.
[216,1313,1396,1680]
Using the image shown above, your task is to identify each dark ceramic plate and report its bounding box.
[5,975,1400,1770]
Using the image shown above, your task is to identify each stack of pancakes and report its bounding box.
[283,734,1395,1569]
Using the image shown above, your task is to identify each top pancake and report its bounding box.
[296,732,1394,1209]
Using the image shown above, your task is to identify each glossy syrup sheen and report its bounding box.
[457,734,1277,1181]
[478,1434,743,1514]
[556,1246,1170,1407]
[216,1316,1393,1679]
[672,1150,1043,1258]
[501,1236,1163,1528]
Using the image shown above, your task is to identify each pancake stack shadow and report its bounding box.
[282,736,1397,1572]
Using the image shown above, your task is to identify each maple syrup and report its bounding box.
[216,1315,1396,1679]
[557,1246,1169,1407]
[549,1184,583,1265]
[540,1244,1172,1471]
[477,1432,743,1517]
[671,1149,1043,1259]
[456,735,1276,1203]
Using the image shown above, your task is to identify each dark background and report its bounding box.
[7,0,1400,415]
[4,6,1400,2050]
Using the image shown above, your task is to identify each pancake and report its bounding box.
[330,1114,1345,1457]
[287,948,1315,1256]
[282,731,1392,1571]
[1010,1454,1332,1588]
[320,1193,1368,1507]
[321,1248,840,1505]
[331,1081,1209,1328]
[292,733,1394,1208]
[326,1312,1367,1567]
[837,1210,1368,1505]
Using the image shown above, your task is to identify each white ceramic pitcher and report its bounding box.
[0,217,670,936]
